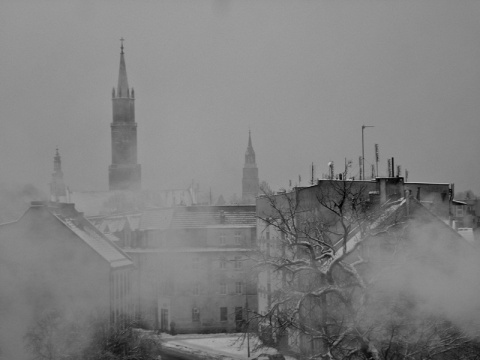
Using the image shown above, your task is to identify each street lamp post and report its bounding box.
[244,271,250,358]
[362,125,374,180]
[246,288,250,358]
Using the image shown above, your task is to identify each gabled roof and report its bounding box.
[23,202,133,268]
[57,216,132,268]
[332,198,406,255]
[336,197,467,259]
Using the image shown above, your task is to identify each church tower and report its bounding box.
[109,39,141,191]
[50,148,67,202]
[242,131,259,204]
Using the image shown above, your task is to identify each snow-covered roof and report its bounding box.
[89,213,142,233]
[330,196,466,264]
[39,202,133,268]
[139,205,256,231]
[58,215,133,268]
[458,228,475,243]
[125,247,252,254]
[405,182,451,185]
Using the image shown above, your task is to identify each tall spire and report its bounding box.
[244,130,256,166]
[242,130,259,204]
[117,38,129,98]
[110,39,141,191]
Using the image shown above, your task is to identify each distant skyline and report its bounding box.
[1,1,480,199]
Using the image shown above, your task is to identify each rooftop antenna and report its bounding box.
[328,161,334,180]
[311,162,315,185]
[359,156,363,180]
[361,125,374,180]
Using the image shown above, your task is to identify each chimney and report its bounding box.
[379,178,387,204]
[31,201,47,207]
[405,189,411,217]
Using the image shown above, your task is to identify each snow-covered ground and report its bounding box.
[157,333,295,360]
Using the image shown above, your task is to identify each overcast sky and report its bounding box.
[1,1,480,199]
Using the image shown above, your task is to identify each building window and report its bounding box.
[235,307,243,322]
[192,307,200,322]
[219,232,226,245]
[235,281,243,295]
[456,206,464,217]
[219,257,227,269]
[220,282,227,295]
[220,307,228,322]
[234,230,242,245]
[234,256,242,270]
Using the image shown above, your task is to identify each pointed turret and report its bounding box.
[50,148,67,202]
[242,131,259,204]
[53,148,62,173]
[244,130,256,167]
[117,38,130,98]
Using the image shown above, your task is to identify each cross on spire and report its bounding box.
[120,37,125,54]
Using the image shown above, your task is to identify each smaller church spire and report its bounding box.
[50,148,67,202]
[245,130,256,166]
[242,130,259,204]
[53,147,61,172]
[117,38,129,98]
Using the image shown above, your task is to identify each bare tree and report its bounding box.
[24,309,87,360]
[24,309,161,360]
[252,174,478,360]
